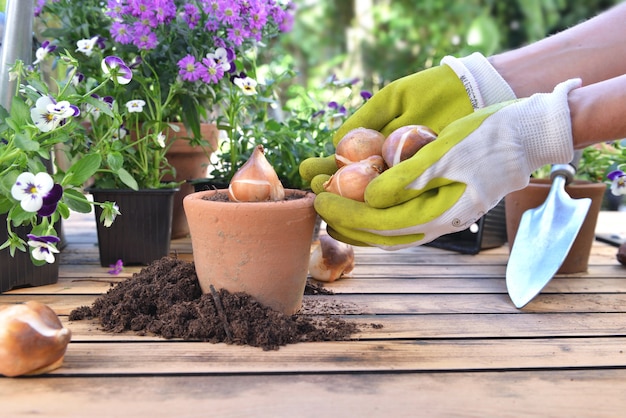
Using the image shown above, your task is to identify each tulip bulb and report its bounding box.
[335,128,386,168]
[228,145,285,202]
[382,125,437,167]
[0,301,72,377]
[323,155,384,202]
[309,235,355,282]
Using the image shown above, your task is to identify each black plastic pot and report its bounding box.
[0,213,59,293]
[426,199,507,254]
[88,187,178,267]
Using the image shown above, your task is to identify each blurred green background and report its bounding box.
[3,0,621,95]
[275,0,622,93]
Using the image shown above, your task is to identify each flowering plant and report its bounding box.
[208,69,372,187]
[0,50,131,265]
[36,0,295,144]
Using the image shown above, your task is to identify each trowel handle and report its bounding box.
[550,149,583,184]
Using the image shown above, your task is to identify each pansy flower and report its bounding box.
[608,170,626,196]
[11,172,56,213]
[108,259,124,275]
[76,36,100,56]
[233,75,258,96]
[101,56,132,85]
[206,47,234,73]
[31,96,80,132]
[33,40,57,65]
[38,184,63,217]
[156,132,166,148]
[27,234,61,264]
[101,202,121,228]
[125,99,146,113]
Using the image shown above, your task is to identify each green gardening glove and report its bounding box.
[299,53,517,191]
[315,79,581,249]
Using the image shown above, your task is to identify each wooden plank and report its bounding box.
[4,293,626,315]
[60,313,626,342]
[46,337,626,376]
[2,370,626,418]
[7,274,626,295]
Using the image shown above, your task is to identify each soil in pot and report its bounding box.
[69,257,376,351]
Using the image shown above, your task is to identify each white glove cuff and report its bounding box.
[442,52,517,109]
[518,78,581,172]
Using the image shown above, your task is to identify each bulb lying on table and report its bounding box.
[0,301,72,377]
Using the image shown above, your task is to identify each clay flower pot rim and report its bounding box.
[185,189,315,209]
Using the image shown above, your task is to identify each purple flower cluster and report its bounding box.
[106,0,293,50]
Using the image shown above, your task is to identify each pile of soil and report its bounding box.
[70,257,366,350]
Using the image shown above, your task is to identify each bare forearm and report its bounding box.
[569,74,626,149]
[490,2,626,97]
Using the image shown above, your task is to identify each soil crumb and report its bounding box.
[69,257,364,350]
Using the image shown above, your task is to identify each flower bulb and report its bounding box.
[335,128,385,168]
[382,125,437,167]
[309,235,355,282]
[228,145,285,202]
[323,155,384,202]
[0,301,72,377]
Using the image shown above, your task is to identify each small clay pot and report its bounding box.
[163,123,218,239]
[505,179,606,274]
[183,189,317,315]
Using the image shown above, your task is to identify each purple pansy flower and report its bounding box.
[608,170,626,196]
[27,234,61,264]
[38,184,64,217]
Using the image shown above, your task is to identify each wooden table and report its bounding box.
[1,211,626,417]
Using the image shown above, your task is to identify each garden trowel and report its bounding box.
[506,152,591,308]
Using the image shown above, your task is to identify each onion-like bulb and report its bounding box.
[323,155,384,202]
[335,128,386,168]
[228,145,285,202]
[0,301,72,377]
[309,235,355,282]
[382,125,437,167]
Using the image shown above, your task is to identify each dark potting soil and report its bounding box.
[69,257,368,350]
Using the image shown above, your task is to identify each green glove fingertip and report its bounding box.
[310,174,331,194]
[299,155,337,182]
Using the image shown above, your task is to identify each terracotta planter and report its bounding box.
[505,179,606,273]
[0,213,59,293]
[164,123,219,239]
[89,187,178,267]
[183,189,317,315]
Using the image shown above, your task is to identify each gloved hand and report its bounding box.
[299,53,516,191]
[315,79,581,249]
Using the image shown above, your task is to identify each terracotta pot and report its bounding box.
[505,179,606,273]
[183,189,317,315]
[164,123,219,239]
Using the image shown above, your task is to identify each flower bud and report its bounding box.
[323,155,384,202]
[228,145,285,202]
[382,125,437,167]
[335,128,385,168]
[0,301,72,377]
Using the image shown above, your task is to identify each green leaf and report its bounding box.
[13,131,40,152]
[56,201,71,219]
[116,168,139,190]
[83,94,114,118]
[63,188,92,213]
[107,152,124,172]
[9,95,31,126]
[66,153,102,185]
